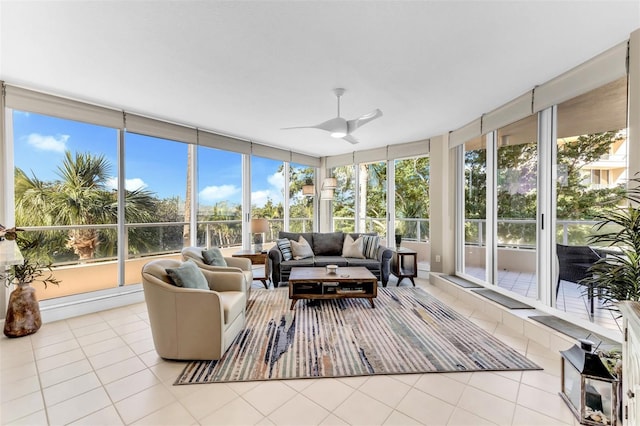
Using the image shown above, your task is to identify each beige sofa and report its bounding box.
[141,259,246,360]
[181,246,253,300]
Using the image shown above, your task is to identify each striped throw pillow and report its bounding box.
[361,235,380,260]
[276,238,293,261]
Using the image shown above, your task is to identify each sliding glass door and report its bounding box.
[495,115,538,298]
[463,136,487,282]
[555,76,629,328]
[456,79,630,333]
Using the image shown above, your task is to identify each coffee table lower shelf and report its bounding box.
[288,267,378,310]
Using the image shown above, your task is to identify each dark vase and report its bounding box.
[4,283,42,337]
[395,234,402,248]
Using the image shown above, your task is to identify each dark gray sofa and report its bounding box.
[268,231,392,287]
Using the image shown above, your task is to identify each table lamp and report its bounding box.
[250,218,269,252]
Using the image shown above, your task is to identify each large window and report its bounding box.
[332,165,356,232]
[13,111,119,299]
[197,146,242,248]
[7,104,320,302]
[394,157,429,243]
[125,133,189,258]
[289,163,314,232]
[358,161,387,236]
[251,156,284,244]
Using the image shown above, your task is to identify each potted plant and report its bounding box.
[582,175,640,315]
[1,229,60,337]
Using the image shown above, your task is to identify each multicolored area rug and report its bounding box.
[175,287,540,384]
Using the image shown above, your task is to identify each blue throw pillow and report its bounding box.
[166,260,209,290]
[202,247,227,266]
[276,238,293,261]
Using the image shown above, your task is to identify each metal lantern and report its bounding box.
[560,339,619,426]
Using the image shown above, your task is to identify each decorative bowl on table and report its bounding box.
[326,265,338,274]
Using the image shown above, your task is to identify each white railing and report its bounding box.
[18,217,603,267]
[332,217,431,242]
[465,218,601,249]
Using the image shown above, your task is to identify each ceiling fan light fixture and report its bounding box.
[330,131,347,138]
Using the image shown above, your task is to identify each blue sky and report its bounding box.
[12,111,285,207]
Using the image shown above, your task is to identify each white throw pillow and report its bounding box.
[342,234,365,259]
[290,236,314,260]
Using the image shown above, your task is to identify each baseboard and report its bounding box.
[38,285,145,323]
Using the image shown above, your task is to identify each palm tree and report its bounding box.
[15,151,157,260]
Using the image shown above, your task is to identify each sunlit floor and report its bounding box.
[463,267,622,332]
[0,274,583,426]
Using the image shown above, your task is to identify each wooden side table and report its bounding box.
[232,250,270,288]
[391,247,417,286]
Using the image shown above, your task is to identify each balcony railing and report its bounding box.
[466,218,605,249]
[18,217,609,268]
[332,217,431,242]
[12,216,614,304]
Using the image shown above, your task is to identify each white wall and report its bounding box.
[425,134,455,274]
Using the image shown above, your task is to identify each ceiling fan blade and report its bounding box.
[343,134,360,144]
[347,108,383,133]
[282,117,347,134]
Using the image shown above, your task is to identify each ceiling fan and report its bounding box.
[282,88,383,144]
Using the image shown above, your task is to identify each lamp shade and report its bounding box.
[322,177,337,189]
[320,189,334,200]
[302,184,315,196]
[250,218,269,233]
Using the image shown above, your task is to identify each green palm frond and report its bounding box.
[583,175,640,313]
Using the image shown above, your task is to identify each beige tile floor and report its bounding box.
[1,277,582,426]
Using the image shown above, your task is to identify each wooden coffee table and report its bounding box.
[288,267,378,309]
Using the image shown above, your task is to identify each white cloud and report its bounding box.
[251,189,273,208]
[26,133,68,152]
[268,171,284,188]
[251,171,285,207]
[199,184,240,203]
[105,177,148,191]
[124,178,148,191]
[251,189,285,207]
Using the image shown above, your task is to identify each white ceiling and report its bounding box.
[1,1,639,157]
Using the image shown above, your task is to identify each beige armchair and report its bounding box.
[141,259,246,360]
[181,247,253,299]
